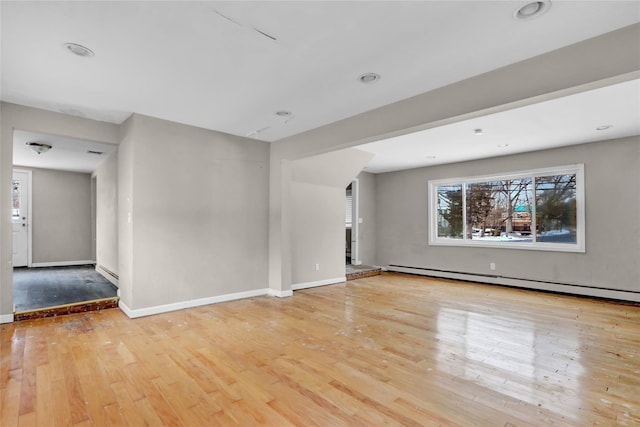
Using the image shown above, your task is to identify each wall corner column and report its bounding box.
[268,155,293,298]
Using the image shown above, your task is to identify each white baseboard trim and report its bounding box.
[96,265,119,287]
[497,276,640,302]
[31,260,95,268]
[388,265,640,303]
[118,288,269,319]
[291,276,346,291]
[267,289,293,298]
[0,313,14,324]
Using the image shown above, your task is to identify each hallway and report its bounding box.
[13,265,117,312]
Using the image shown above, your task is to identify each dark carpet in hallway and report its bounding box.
[13,265,118,312]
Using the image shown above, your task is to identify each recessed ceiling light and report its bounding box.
[497,143,510,148]
[474,128,484,135]
[275,110,292,117]
[63,42,95,57]
[359,73,380,84]
[514,1,551,20]
[596,125,613,131]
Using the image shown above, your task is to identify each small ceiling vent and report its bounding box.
[63,43,95,57]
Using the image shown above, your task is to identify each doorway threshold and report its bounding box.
[14,297,119,321]
[346,265,382,281]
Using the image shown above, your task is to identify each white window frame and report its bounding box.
[428,164,585,253]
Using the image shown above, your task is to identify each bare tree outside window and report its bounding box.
[429,165,584,252]
[495,178,532,235]
[465,183,493,239]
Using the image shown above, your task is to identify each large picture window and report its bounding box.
[429,165,584,252]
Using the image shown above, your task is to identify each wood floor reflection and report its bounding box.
[1,273,639,426]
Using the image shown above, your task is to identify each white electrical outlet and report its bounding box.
[490,262,496,271]
[315,263,320,271]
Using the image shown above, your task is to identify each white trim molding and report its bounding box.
[118,288,270,319]
[291,277,346,291]
[96,264,119,286]
[388,265,640,303]
[0,313,14,324]
[31,260,96,268]
[268,289,293,298]
[351,178,360,265]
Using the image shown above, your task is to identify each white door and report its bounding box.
[12,170,30,267]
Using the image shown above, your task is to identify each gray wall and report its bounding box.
[375,136,640,293]
[355,171,377,267]
[118,114,269,311]
[93,151,118,283]
[27,167,93,264]
[289,148,373,285]
[291,182,345,283]
[118,117,134,307]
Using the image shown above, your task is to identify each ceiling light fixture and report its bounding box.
[514,1,551,20]
[596,124,613,131]
[474,128,484,135]
[26,142,52,155]
[63,42,95,57]
[359,73,380,84]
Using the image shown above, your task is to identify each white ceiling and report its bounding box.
[2,0,639,148]
[358,78,640,173]
[13,131,117,173]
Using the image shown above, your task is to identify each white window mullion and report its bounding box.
[531,176,537,244]
[462,183,467,241]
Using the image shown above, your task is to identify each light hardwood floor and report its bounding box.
[1,273,639,426]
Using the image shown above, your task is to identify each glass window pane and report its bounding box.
[430,165,582,252]
[466,179,532,242]
[12,179,21,223]
[436,184,463,239]
[536,174,577,244]
[465,182,495,239]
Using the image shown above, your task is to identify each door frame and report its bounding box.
[12,168,33,268]
[350,178,361,265]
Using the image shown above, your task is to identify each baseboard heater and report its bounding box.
[387,264,640,303]
[98,264,119,281]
